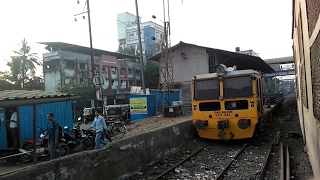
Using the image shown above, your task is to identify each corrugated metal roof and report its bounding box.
[0,90,74,101]
[38,42,139,59]
[263,56,294,64]
[148,41,275,73]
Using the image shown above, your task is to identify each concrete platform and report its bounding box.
[0,118,197,180]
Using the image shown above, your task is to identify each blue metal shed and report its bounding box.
[19,101,74,143]
[149,90,180,107]
[126,94,156,121]
[0,90,79,150]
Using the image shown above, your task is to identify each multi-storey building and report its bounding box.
[40,42,141,104]
[117,12,164,62]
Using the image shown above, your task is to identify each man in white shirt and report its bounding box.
[7,109,18,148]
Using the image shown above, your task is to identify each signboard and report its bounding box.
[130,97,147,114]
[116,94,126,99]
[93,76,104,86]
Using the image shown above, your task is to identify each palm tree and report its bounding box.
[12,38,42,88]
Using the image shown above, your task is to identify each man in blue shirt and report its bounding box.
[43,113,59,160]
[89,109,108,149]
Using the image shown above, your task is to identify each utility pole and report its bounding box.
[86,0,97,107]
[135,0,146,94]
[154,0,174,116]
[75,0,97,107]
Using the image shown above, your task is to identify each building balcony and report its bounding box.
[112,81,119,90]
[128,74,134,78]
[135,75,141,80]
[101,81,110,89]
[111,74,118,79]
[112,85,119,90]
[65,69,75,77]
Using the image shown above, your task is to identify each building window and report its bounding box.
[111,67,117,74]
[94,65,99,75]
[135,70,141,76]
[129,80,134,86]
[79,63,86,69]
[102,66,108,73]
[65,60,74,69]
[208,53,215,73]
[128,69,133,75]
[120,68,126,75]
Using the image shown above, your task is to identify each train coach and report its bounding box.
[192,64,283,140]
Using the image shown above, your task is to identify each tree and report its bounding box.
[144,60,159,89]
[0,39,44,91]
[12,38,42,88]
[145,42,161,60]
[117,44,136,56]
[56,79,93,100]
[24,75,45,90]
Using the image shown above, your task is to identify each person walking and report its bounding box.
[89,109,108,149]
[43,113,59,160]
[7,108,19,149]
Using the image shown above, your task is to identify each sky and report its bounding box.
[0,0,293,75]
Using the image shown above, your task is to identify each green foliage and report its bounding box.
[0,38,44,90]
[144,60,159,88]
[56,79,93,100]
[118,44,136,55]
[11,38,42,88]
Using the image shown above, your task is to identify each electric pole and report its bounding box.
[135,0,146,94]
[75,0,97,107]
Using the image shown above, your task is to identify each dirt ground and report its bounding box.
[125,113,192,137]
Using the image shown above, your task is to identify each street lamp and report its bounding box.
[75,0,97,108]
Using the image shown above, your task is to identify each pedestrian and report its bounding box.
[7,108,19,149]
[43,113,59,160]
[89,109,108,149]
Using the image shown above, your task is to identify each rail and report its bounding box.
[215,144,247,180]
[0,150,32,161]
[215,143,273,180]
[279,142,291,180]
[257,146,273,180]
[152,145,207,180]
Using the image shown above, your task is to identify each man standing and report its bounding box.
[7,109,18,149]
[43,113,59,160]
[89,109,108,149]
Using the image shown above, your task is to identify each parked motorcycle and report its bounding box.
[61,118,84,151]
[81,129,97,150]
[19,127,70,163]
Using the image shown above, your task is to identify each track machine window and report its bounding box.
[225,100,249,110]
[194,79,220,100]
[223,76,253,98]
[199,102,221,111]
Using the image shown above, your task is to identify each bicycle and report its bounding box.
[105,118,127,139]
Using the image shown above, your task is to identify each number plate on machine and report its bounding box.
[169,108,174,112]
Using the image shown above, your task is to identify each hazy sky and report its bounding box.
[0,0,293,74]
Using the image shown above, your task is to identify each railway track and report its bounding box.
[151,143,274,180]
[279,142,291,180]
[215,144,273,180]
